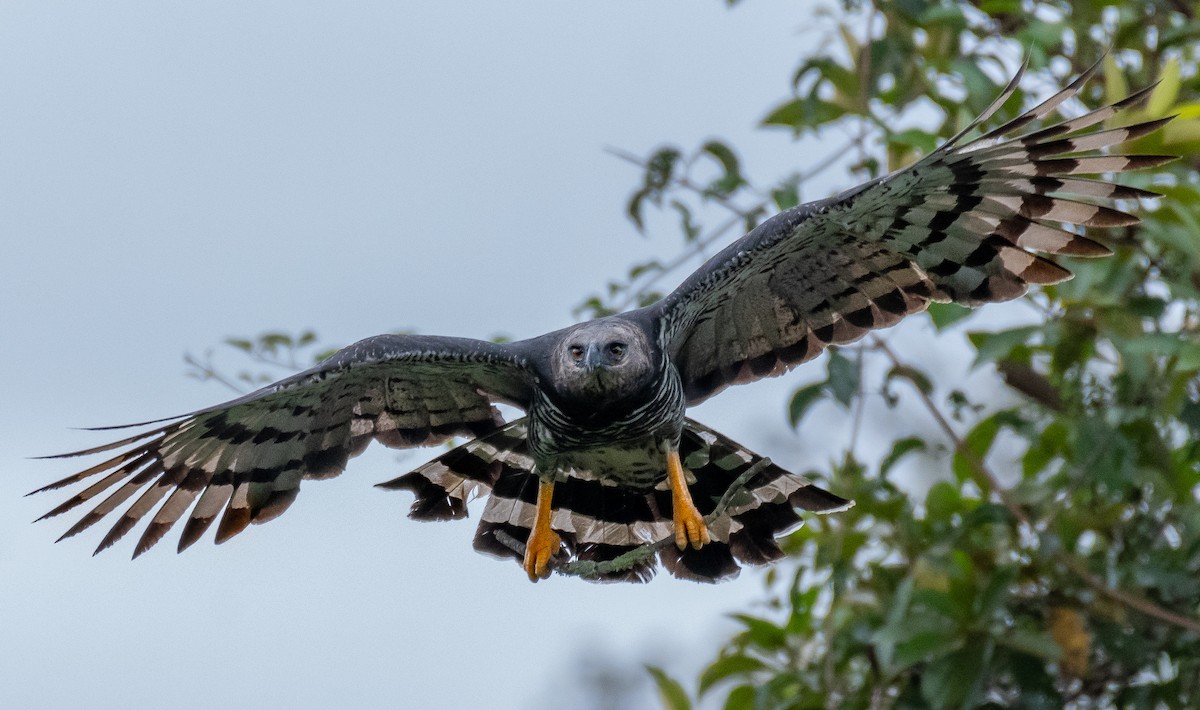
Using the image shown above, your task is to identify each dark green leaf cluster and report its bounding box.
[631,2,1200,708]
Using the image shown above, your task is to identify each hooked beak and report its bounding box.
[583,343,604,371]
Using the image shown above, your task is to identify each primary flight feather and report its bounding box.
[34,60,1171,583]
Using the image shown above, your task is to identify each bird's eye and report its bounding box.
[608,342,626,360]
[569,345,584,361]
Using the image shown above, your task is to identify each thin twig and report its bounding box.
[611,212,746,312]
[1062,556,1200,634]
[871,336,1031,525]
[605,146,760,220]
[183,352,246,395]
[246,350,300,371]
[605,134,863,313]
[847,346,868,457]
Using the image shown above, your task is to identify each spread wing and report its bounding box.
[647,61,1173,404]
[33,334,537,557]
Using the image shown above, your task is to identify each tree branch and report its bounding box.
[604,134,863,312]
[871,336,1031,525]
[182,351,248,395]
[871,335,1200,636]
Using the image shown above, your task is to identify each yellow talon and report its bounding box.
[667,446,710,550]
[522,480,561,581]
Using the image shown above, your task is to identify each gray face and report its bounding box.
[550,320,654,406]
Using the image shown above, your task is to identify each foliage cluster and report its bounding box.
[612,1,1200,708]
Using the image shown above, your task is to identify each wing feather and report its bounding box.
[647,63,1171,404]
[34,334,536,556]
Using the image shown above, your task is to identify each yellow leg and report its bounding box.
[522,480,561,582]
[667,447,710,551]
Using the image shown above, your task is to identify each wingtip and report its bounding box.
[77,416,185,432]
[817,498,856,515]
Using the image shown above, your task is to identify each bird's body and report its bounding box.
[524,316,685,489]
[34,60,1172,583]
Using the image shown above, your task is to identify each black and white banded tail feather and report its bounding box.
[654,58,1174,406]
[380,418,852,583]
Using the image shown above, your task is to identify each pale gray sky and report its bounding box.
[0,3,1017,708]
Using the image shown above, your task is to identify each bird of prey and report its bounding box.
[33,61,1170,583]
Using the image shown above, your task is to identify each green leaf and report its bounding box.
[979,0,1021,12]
[893,629,964,668]
[627,186,651,231]
[629,259,664,280]
[771,177,801,211]
[881,437,926,477]
[925,481,963,520]
[826,349,859,407]
[962,502,1012,529]
[1115,332,1200,372]
[1148,57,1181,118]
[1015,19,1066,52]
[645,147,682,190]
[918,3,966,27]
[886,363,933,396]
[698,655,766,696]
[702,140,741,181]
[722,685,755,710]
[1023,420,1067,477]
[967,326,1040,365]
[787,383,826,428]
[260,332,293,349]
[1126,295,1168,319]
[1103,54,1129,106]
[645,666,691,710]
[975,566,1016,617]
[1181,398,1200,433]
[952,414,1002,483]
[626,146,683,231]
[921,643,987,709]
[761,95,846,132]
[669,201,701,242]
[888,128,938,156]
[926,302,972,330]
[998,630,1063,661]
[730,614,788,650]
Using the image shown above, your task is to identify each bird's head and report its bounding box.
[550,319,655,407]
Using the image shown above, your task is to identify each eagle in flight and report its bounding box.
[34,61,1170,583]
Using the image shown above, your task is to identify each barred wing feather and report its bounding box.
[32,334,535,557]
[652,61,1172,405]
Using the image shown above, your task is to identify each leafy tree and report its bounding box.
[193,2,1200,707]
[616,2,1200,708]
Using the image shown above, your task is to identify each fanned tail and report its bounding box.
[380,418,851,583]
